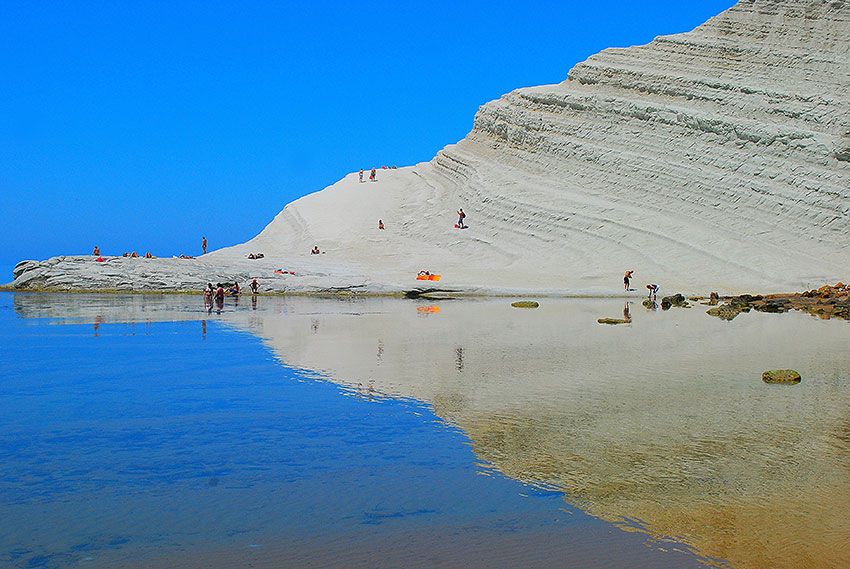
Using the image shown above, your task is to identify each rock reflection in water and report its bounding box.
[12,293,850,569]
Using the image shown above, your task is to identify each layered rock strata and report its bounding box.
[9,0,850,294]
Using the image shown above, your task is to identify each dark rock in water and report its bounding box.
[703,285,850,323]
[762,369,801,384]
[642,298,656,309]
[598,318,630,325]
[754,299,790,313]
[730,294,763,307]
[660,294,688,310]
[706,304,743,321]
[709,292,720,305]
[511,301,539,308]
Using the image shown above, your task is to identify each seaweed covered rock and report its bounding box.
[511,301,539,309]
[707,304,744,321]
[598,318,630,325]
[660,294,688,310]
[762,369,801,384]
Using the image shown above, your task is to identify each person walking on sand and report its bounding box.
[370,168,376,182]
[359,169,364,183]
[202,236,207,255]
[457,208,467,229]
[624,270,634,291]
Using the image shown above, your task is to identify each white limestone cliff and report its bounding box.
[10,0,850,295]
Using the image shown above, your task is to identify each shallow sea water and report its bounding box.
[1,292,849,569]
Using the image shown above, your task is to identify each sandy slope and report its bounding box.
[10,0,850,295]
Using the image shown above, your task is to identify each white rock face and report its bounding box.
[10,0,850,294]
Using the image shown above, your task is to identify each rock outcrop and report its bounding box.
[8,0,850,294]
[707,282,850,321]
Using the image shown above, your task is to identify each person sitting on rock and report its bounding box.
[311,246,321,255]
[144,252,153,258]
[92,246,100,256]
[229,281,240,295]
[418,270,431,276]
[130,251,139,258]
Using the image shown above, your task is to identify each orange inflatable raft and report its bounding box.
[416,273,441,281]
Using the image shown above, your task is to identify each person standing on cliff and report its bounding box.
[202,236,207,255]
[359,169,364,183]
[92,245,100,256]
[370,168,376,182]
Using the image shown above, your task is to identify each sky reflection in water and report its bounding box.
[0,293,713,569]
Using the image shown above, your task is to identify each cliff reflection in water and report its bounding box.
[13,293,850,569]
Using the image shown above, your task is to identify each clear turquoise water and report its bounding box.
[0,293,707,568]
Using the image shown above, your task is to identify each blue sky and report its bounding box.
[0,0,735,270]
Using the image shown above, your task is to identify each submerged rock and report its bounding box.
[642,298,656,309]
[762,369,801,384]
[598,318,630,325]
[511,301,540,309]
[706,304,743,321]
[660,294,688,310]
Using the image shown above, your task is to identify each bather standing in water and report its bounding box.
[646,283,659,299]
